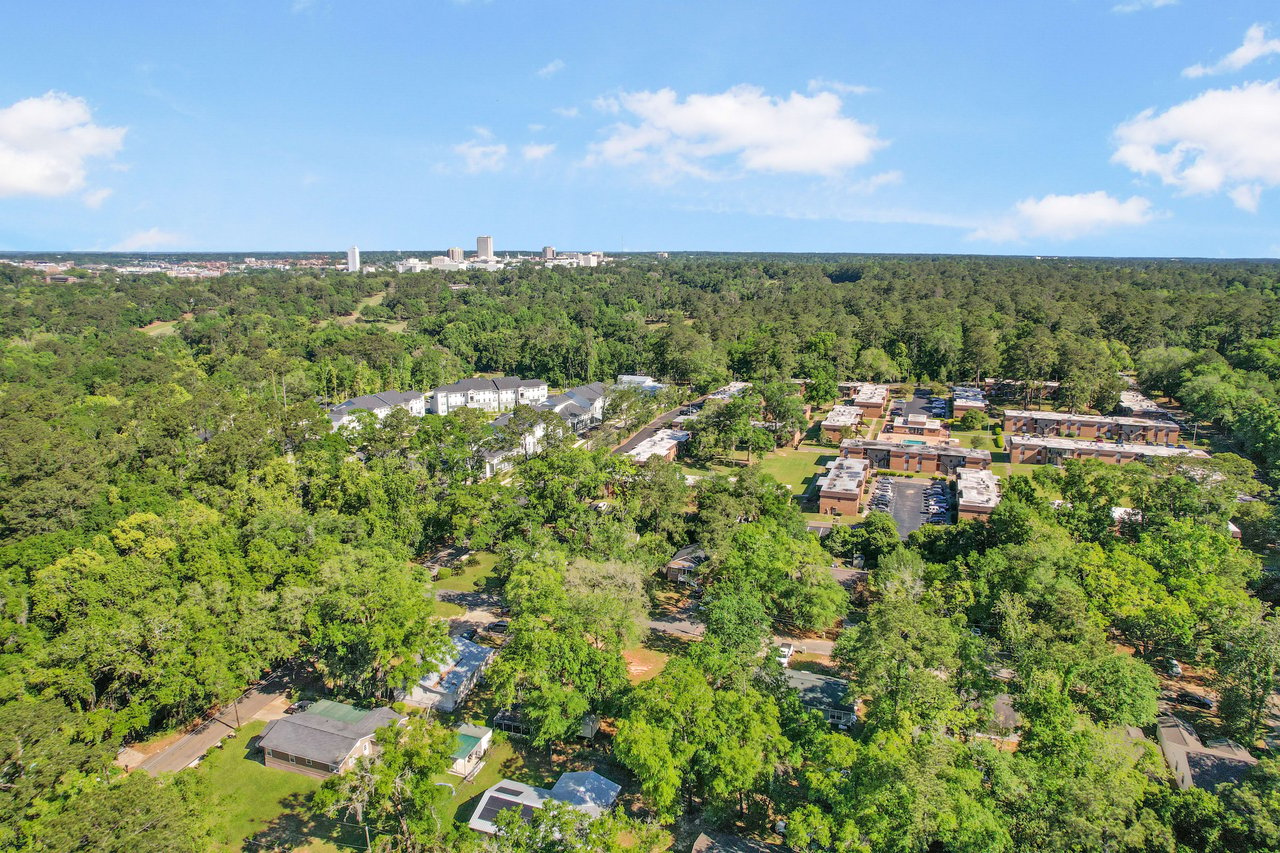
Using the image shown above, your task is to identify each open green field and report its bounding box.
[192,720,352,852]
[754,448,833,500]
[436,551,500,593]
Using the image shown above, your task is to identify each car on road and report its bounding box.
[284,700,313,715]
[1176,691,1214,710]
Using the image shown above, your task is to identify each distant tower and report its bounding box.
[476,235,494,259]
[542,246,556,260]
[447,246,464,263]
[346,245,361,272]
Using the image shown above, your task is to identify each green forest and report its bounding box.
[3,255,1280,852]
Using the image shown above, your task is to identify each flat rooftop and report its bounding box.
[625,428,690,462]
[816,457,870,495]
[840,438,992,461]
[1008,435,1208,458]
[821,405,863,428]
[851,383,889,405]
[892,414,942,430]
[956,468,1000,509]
[1003,409,1176,429]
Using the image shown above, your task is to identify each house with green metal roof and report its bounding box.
[448,723,492,780]
[257,700,404,779]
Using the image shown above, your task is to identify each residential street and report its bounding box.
[612,395,706,456]
[135,674,291,775]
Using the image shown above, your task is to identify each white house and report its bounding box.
[329,390,426,429]
[397,637,496,712]
[468,771,621,835]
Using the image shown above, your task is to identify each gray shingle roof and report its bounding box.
[331,390,423,417]
[258,705,403,766]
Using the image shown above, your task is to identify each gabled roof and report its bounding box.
[331,390,423,416]
[418,637,496,695]
[1157,714,1257,791]
[667,544,708,570]
[258,702,403,766]
[548,771,621,817]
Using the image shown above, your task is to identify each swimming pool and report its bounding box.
[903,439,926,445]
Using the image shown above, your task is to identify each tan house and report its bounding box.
[665,544,709,584]
[258,700,404,779]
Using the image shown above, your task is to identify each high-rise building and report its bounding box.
[476,235,494,259]
[346,246,361,272]
[447,246,464,263]
[542,246,556,259]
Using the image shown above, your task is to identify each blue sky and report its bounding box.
[2,0,1280,256]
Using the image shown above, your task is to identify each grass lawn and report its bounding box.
[432,599,466,619]
[755,448,832,498]
[192,720,353,852]
[436,552,500,594]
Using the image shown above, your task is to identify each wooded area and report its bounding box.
[2,256,1280,852]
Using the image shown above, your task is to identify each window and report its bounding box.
[289,754,296,763]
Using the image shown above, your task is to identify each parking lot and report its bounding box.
[867,475,952,538]
[894,389,950,420]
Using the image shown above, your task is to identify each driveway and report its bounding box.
[137,673,292,775]
[647,598,705,638]
[613,395,707,456]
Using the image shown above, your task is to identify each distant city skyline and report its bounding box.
[1,2,1279,257]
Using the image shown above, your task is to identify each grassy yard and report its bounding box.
[436,552,500,594]
[754,448,832,499]
[192,720,353,852]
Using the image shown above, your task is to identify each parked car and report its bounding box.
[1177,691,1214,710]
[1166,658,1184,678]
[487,620,510,635]
[776,642,795,667]
[284,700,313,715]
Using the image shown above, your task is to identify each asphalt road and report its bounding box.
[613,396,707,456]
[138,674,291,775]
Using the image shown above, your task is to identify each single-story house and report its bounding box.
[625,428,690,463]
[665,544,709,584]
[397,637,496,712]
[784,669,859,728]
[468,770,621,835]
[448,723,493,779]
[258,700,404,779]
[1156,714,1257,791]
[492,706,600,739]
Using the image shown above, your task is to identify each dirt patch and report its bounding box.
[623,647,669,684]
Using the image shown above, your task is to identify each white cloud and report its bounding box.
[971,191,1155,242]
[586,84,886,180]
[1112,0,1176,12]
[112,227,183,251]
[537,59,565,78]
[528,123,546,132]
[0,92,125,198]
[521,143,556,161]
[1183,24,1280,78]
[807,77,875,96]
[1112,80,1280,210]
[552,106,581,118]
[82,188,112,209]
[454,138,507,173]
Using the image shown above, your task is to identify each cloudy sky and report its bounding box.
[2,0,1279,256]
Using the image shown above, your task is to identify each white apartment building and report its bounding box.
[430,376,548,416]
[476,235,494,259]
[346,246,361,273]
